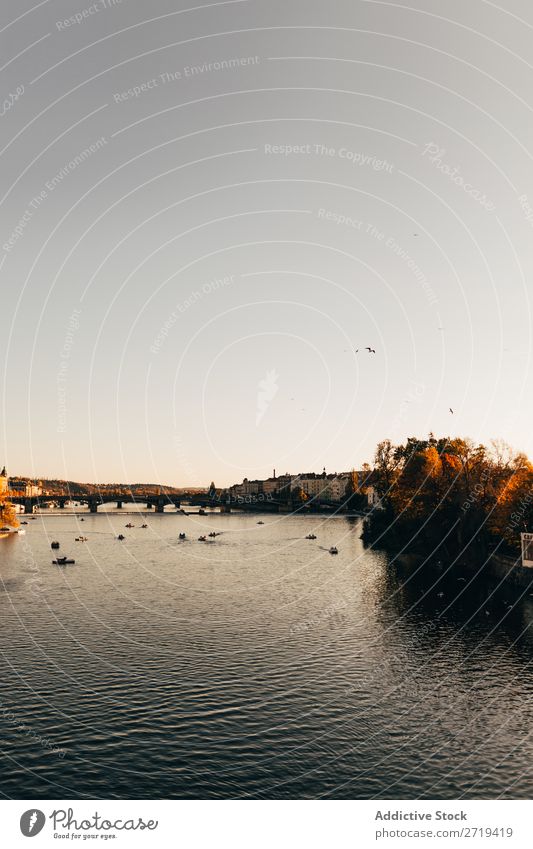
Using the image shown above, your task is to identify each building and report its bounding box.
[228,468,370,505]
[0,467,7,496]
[291,471,351,502]
[366,485,383,509]
[8,478,43,498]
[228,478,263,498]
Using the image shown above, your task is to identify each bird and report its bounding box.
[365,347,376,354]
[449,408,454,414]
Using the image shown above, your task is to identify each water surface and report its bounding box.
[0,512,532,798]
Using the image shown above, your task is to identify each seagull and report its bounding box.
[449,408,454,414]
[365,347,376,354]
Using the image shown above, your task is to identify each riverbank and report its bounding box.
[389,546,533,590]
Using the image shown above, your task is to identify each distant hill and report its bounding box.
[9,477,206,497]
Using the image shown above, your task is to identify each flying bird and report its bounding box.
[449,408,454,414]
[365,347,376,354]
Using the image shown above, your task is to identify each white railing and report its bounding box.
[521,532,533,567]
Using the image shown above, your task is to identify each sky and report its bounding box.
[1,0,532,487]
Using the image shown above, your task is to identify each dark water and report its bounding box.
[0,511,532,799]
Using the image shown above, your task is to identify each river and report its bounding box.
[0,511,532,798]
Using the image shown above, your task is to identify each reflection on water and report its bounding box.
[0,512,531,799]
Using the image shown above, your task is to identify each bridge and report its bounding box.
[9,491,286,514]
[9,491,345,515]
[9,491,214,514]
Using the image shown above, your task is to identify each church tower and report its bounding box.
[0,467,8,496]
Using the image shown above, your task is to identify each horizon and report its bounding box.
[4,430,530,489]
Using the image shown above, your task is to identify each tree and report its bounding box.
[0,493,19,528]
[362,434,531,558]
[292,487,309,507]
[344,469,365,511]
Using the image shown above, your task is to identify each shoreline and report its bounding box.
[20,509,367,518]
[385,545,533,590]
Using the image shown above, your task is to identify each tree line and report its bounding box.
[361,435,533,559]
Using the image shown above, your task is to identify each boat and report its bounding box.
[51,541,60,549]
[20,521,28,525]
[75,536,88,542]
[306,534,317,540]
[117,534,125,541]
[178,533,186,540]
[125,523,134,528]
[198,535,207,542]
[198,509,206,515]
[141,524,148,528]
[53,557,75,565]
[257,521,264,525]
[208,532,217,537]
[329,546,338,555]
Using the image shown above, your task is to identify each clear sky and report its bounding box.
[1,0,532,486]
